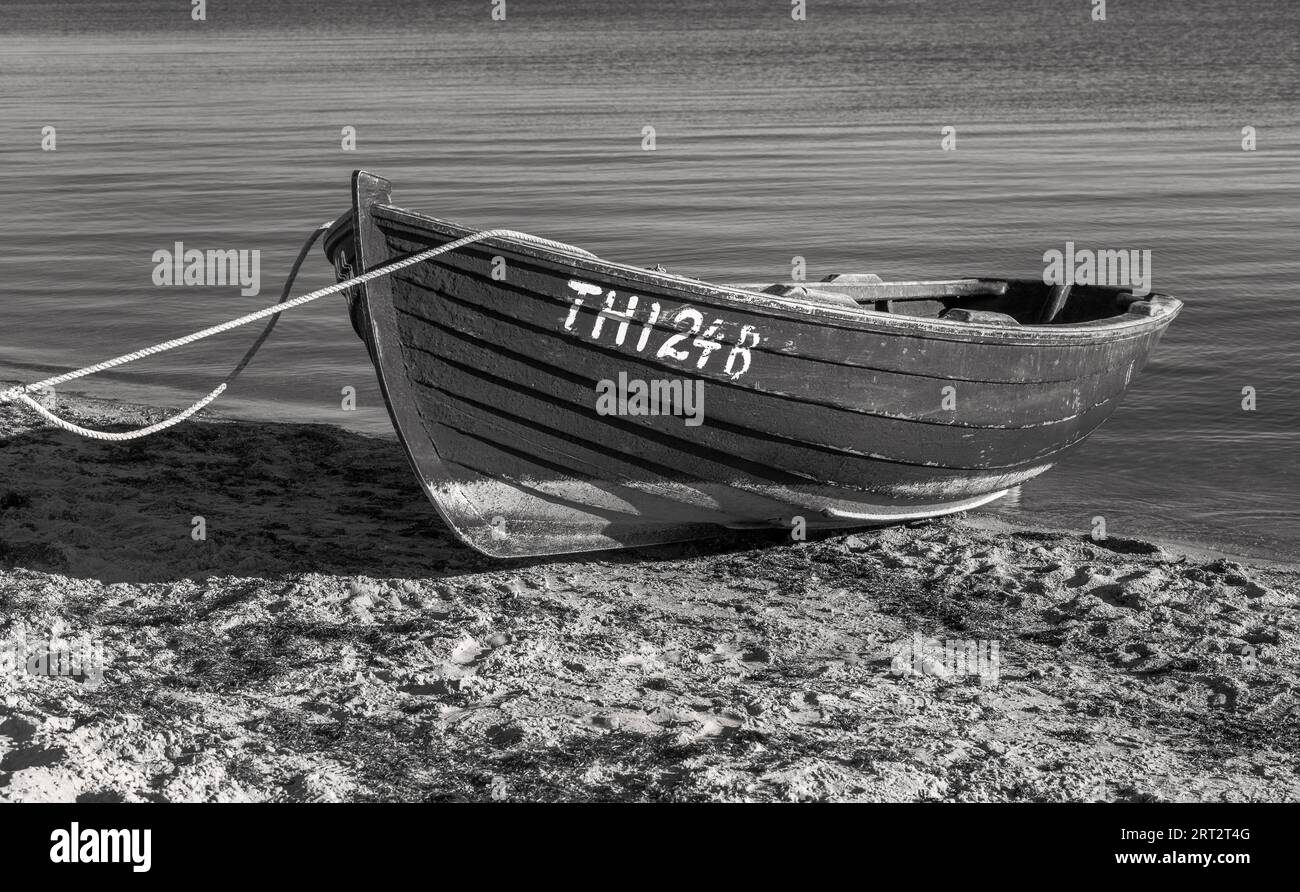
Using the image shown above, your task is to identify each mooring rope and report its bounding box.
[0,224,594,441]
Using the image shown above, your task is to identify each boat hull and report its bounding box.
[325,171,1180,557]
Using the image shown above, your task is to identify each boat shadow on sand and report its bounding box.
[0,398,784,584]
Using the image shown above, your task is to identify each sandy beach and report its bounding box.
[1,389,1296,802]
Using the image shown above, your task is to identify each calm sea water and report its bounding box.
[1,0,1297,559]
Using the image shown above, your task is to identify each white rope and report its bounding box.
[0,225,593,441]
[13,384,227,441]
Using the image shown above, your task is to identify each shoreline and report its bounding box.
[963,513,1300,574]
[2,389,1297,801]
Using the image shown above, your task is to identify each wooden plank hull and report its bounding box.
[325,171,1181,557]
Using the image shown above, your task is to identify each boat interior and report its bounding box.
[727,274,1161,326]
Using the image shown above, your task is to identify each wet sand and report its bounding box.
[1,390,1296,801]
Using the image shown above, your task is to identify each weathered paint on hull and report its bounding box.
[326,171,1180,558]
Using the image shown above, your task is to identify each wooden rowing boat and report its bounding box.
[324,170,1181,558]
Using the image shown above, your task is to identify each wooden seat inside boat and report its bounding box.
[727,274,1149,327]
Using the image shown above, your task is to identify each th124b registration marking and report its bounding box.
[562,280,760,380]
